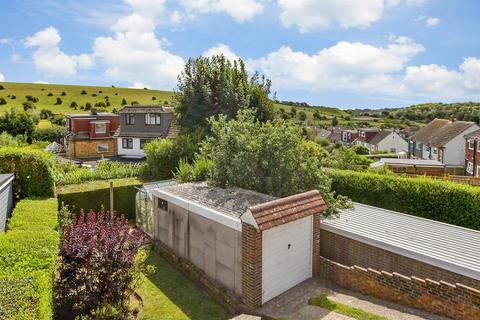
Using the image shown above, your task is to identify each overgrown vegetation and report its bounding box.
[0,198,59,320]
[309,294,389,320]
[328,169,480,230]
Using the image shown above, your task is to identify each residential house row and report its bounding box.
[64,105,177,159]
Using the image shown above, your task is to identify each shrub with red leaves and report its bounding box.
[54,208,147,319]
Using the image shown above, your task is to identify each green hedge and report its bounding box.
[0,147,56,198]
[327,169,480,230]
[0,198,59,320]
[57,178,143,221]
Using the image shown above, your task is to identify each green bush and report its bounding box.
[32,125,66,143]
[58,178,143,221]
[0,147,56,198]
[0,198,59,320]
[143,139,179,179]
[328,169,480,230]
[351,145,370,155]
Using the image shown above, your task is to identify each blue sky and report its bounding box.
[1,0,480,109]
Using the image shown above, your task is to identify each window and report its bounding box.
[468,139,475,150]
[360,131,365,137]
[125,113,135,125]
[477,141,480,152]
[467,161,474,174]
[95,123,106,134]
[390,148,396,153]
[158,198,168,211]
[122,138,133,149]
[145,113,161,125]
[97,143,108,153]
[140,138,150,150]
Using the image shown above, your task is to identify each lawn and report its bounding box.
[137,249,231,320]
[309,294,389,320]
[0,82,173,115]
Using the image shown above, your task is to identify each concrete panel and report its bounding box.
[204,245,217,279]
[216,260,235,289]
[216,240,235,269]
[234,232,243,295]
[190,246,205,270]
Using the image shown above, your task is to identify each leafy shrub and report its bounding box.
[131,101,139,105]
[23,101,37,111]
[351,144,370,155]
[0,147,56,198]
[85,102,92,110]
[10,95,16,99]
[94,101,106,108]
[25,95,39,102]
[0,109,38,139]
[58,178,142,221]
[32,125,66,143]
[328,169,480,230]
[40,108,54,119]
[61,91,66,96]
[47,92,53,96]
[81,90,87,95]
[0,97,6,105]
[175,157,213,183]
[55,97,62,105]
[324,146,373,171]
[143,139,179,179]
[0,84,4,90]
[0,132,27,147]
[59,160,143,185]
[55,209,146,319]
[152,96,156,100]
[121,98,127,105]
[0,198,59,320]
[70,101,78,108]
[92,93,97,97]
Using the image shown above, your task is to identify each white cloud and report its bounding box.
[203,43,239,61]
[93,0,184,89]
[461,57,480,90]
[425,17,441,27]
[400,64,464,97]
[406,0,425,6]
[25,26,95,76]
[34,81,49,84]
[0,73,5,82]
[249,36,424,94]
[277,0,391,32]
[180,0,263,22]
[170,10,183,24]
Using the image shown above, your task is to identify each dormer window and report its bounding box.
[145,113,161,125]
[125,114,135,125]
[468,139,475,150]
[95,123,106,134]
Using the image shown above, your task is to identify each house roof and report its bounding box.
[321,203,480,281]
[465,129,480,140]
[367,130,393,145]
[370,158,445,168]
[412,119,476,147]
[67,113,118,118]
[246,190,327,231]
[119,105,174,114]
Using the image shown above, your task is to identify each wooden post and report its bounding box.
[109,180,114,214]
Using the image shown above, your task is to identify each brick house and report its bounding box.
[340,129,357,146]
[464,129,480,176]
[64,112,120,159]
[114,105,178,158]
[146,182,326,309]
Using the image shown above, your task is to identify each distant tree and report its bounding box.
[41,88,45,91]
[61,91,66,96]
[121,98,127,105]
[324,146,372,171]
[130,101,139,105]
[313,110,321,122]
[40,109,54,119]
[94,102,106,108]
[81,90,87,95]
[48,92,54,96]
[152,96,156,100]
[25,95,39,102]
[0,109,38,139]
[92,93,97,97]
[22,101,36,111]
[32,125,66,143]
[351,144,370,155]
[98,90,102,93]
[299,111,307,122]
[331,116,339,127]
[70,101,78,108]
[106,101,111,107]
[290,107,297,118]
[10,95,16,99]
[0,97,6,105]
[85,102,92,110]
[115,92,118,96]
[0,85,4,90]
[174,54,274,134]
[55,97,62,105]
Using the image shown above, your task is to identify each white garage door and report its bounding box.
[262,216,312,304]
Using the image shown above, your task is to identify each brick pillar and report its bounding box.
[241,223,262,309]
[312,213,321,275]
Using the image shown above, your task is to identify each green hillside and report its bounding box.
[0,82,173,115]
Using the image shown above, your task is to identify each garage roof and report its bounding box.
[370,158,445,168]
[321,203,480,281]
[0,173,14,191]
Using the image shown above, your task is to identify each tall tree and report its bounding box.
[174,54,274,134]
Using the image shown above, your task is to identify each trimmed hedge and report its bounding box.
[0,147,56,198]
[57,178,143,221]
[0,198,59,320]
[328,169,480,230]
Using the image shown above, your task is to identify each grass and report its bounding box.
[309,294,390,320]
[0,82,173,115]
[37,119,53,129]
[137,249,231,320]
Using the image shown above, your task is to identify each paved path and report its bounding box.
[257,277,449,320]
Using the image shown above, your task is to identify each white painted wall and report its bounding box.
[377,132,408,153]
[116,137,146,157]
[443,125,480,166]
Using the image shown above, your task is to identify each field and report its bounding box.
[0,82,173,115]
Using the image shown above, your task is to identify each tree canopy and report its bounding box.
[173,54,274,134]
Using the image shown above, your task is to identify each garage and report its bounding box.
[262,216,313,303]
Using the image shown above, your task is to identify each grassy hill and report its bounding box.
[0,82,173,115]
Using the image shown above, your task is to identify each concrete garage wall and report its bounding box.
[155,202,242,296]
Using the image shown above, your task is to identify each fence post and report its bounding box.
[110,180,114,214]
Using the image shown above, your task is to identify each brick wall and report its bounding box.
[241,223,262,309]
[312,213,320,275]
[320,230,480,290]
[67,139,116,158]
[320,256,480,320]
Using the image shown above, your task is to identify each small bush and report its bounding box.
[22,101,37,111]
[0,132,26,147]
[0,84,4,90]
[47,92,53,96]
[92,93,97,97]
[85,102,92,110]
[70,101,78,108]
[351,145,370,155]
[0,97,6,105]
[40,109,54,119]
[25,95,39,102]
[81,90,87,95]
[121,98,127,105]
[131,101,139,105]
[0,147,56,198]
[32,125,66,143]
[10,95,16,99]
[61,91,66,96]
[152,96,156,100]
[143,139,179,179]
[55,97,62,105]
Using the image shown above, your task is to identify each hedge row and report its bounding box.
[58,178,143,221]
[327,169,480,230]
[0,147,56,198]
[0,198,59,320]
